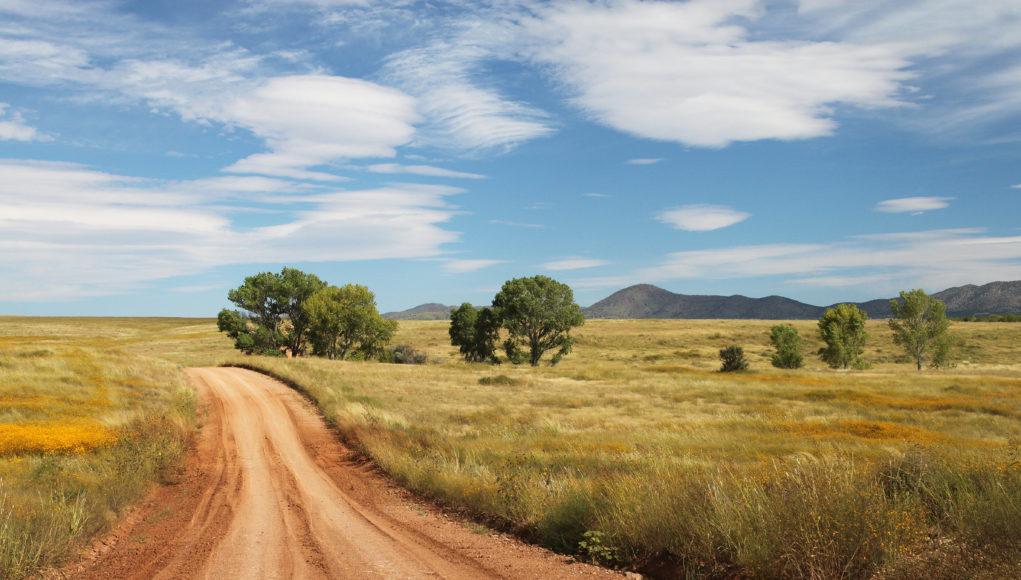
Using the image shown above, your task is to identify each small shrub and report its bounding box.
[578,530,619,565]
[386,344,428,364]
[719,345,748,372]
[478,374,519,386]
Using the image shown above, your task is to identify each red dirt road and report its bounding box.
[63,367,623,579]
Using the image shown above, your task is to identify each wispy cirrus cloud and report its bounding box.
[367,163,485,179]
[383,40,554,152]
[543,257,610,271]
[657,205,751,231]
[875,196,953,213]
[625,158,663,165]
[441,259,505,273]
[0,4,424,179]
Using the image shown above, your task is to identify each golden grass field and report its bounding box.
[1,315,1019,578]
[0,317,202,578]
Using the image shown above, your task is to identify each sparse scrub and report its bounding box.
[386,343,428,364]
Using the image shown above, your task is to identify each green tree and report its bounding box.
[888,289,954,370]
[769,324,804,369]
[719,345,749,372]
[304,284,397,360]
[817,304,869,369]
[492,275,585,366]
[448,303,500,363]
[218,267,326,356]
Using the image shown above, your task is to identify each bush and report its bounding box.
[387,344,427,365]
[719,345,748,372]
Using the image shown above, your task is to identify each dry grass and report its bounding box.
[0,317,213,579]
[3,315,1018,578]
[238,318,1021,578]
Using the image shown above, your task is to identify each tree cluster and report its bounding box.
[743,289,956,372]
[449,275,585,367]
[217,268,395,359]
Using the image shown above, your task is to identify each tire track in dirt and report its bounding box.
[62,367,623,579]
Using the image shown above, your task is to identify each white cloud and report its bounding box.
[513,0,912,147]
[384,41,554,151]
[441,259,505,273]
[0,5,422,178]
[626,158,663,165]
[222,75,420,178]
[0,103,47,141]
[0,160,462,300]
[657,205,751,231]
[875,196,953,213]
[367,163,485,179]
[795,0,1021,140]
[1012,184,1021,189]
[543,258,610,271]
[583,193,610,198]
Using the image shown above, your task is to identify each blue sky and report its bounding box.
[1,0,1019,316]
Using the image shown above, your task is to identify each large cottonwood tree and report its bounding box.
[492,275,585,367]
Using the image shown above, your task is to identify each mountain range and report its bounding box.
[383,280,1021,320]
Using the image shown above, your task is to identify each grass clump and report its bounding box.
[478,374,519,386]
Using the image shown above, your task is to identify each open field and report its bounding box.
[0,317,202,578]
[1,316,1019,578]
[243,319,1021,578]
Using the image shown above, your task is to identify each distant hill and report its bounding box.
[383,303,454,320]
[388,280,1021,321]
[933,281,1021,316]
[581,284,827,319]
[581,281,1021,320]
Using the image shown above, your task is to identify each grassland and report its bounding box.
[239,319,1021,578]
[1,316,1019,578]
[0,317,210,578]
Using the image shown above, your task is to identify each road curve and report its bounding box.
[64,367,621,580]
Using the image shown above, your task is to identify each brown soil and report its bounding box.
[57,367,625,579]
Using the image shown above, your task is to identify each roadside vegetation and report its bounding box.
[0,317,215,579]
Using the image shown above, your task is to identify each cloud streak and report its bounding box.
[875,196,953,213]
[657,205,751,231]
[543,257,610,271]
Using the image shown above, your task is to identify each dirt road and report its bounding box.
[65,367,622,579]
